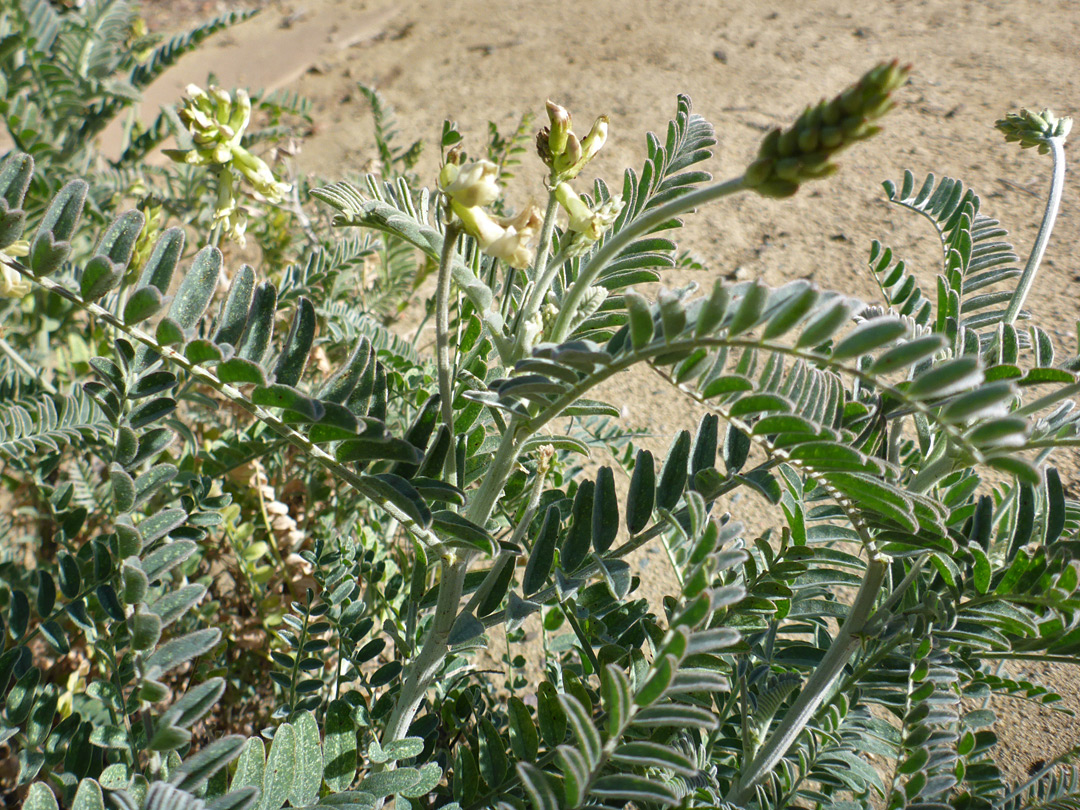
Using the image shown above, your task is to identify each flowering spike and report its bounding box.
[745,60,910,199]
[164,83,290,243]
[996,108,1072,155]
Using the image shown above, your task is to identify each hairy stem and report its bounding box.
[382,424,524,744]
[436,221,462,480]
[513,192,562,357]
[726,556,888,805]
[1002,136,1065,325]
[549,175,746,343]
[380,555,468,744]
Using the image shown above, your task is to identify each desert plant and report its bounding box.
[2,60,1080,810]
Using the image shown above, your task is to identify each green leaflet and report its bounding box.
[561,480,594,573]
[169,246,222,331]
[591,466,618,553]
[213,265,256,349]
[657,430,691,511]
[524,505,560,596]
[236,282,278,365]
[272,297,316,387]
[30,179,87,276]
[626,449,655,535]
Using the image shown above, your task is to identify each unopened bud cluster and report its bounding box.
[538,102,621,249]
[537,101,609,183]
[439,154,543,269]
[745,60,911,198]
[996,108,1072,154]
[164,84,292,244]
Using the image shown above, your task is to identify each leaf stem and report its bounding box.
[549,175,746,344]
[513,191,562,357]
[1002,136,1066,325]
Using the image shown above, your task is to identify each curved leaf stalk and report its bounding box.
[1002,136,1065,325]
[726,556,889,805]
[537,335,992,469]
[3,258,445,548]
[436,220,462,481]
[549,175,746,343]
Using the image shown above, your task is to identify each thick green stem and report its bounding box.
[382,423,524,745]
[726,556,888,805]
[380,556,468,744]
[436,221,462,480]
[549,175,746,343]
[1002,137,1065,325]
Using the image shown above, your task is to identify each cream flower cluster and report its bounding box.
[438,158,543,270]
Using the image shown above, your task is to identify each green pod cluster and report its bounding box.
[745,60,910,198]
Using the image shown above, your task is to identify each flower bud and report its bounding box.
[580,116,609,163]
[997,108,1073,155]
[546,100,572,156]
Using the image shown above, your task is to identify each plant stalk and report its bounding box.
[380,555,468,745]
[382,424,524,744]
[436,220,462,480]
[1002,136,1065,325]
[549,175,746,344]
[726,556,888,805]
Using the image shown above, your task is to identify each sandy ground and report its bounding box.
[138,0,1080,785]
